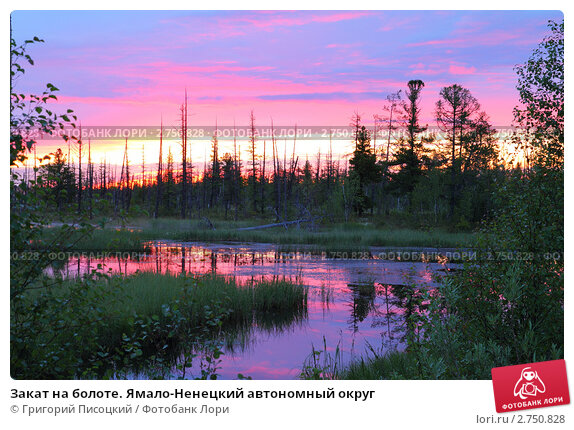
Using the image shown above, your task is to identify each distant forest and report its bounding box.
[24,80,518,228]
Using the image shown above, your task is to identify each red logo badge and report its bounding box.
[492,360,570,413]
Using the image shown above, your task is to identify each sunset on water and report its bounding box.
[11,7,563,400]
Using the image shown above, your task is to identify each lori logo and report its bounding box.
[513,367,545,399]
[492,359,570,413]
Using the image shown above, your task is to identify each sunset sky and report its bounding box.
[11,10,562,173]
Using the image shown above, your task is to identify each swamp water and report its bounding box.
[54,241,457,379]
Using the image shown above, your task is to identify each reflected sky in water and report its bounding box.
[54,241,454,379]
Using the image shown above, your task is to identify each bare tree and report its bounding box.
[77,124,82,214]
[88,139,93,218]
[350,111,362,150]
[209,120,220,208]
[382,90,402,164]
[154,119,163,219]
[326,130,335,193]
[180,90,189,219]
[271,119,280,219]
[99,157,107,198]
[260,139,266,213]
[248,110,258,212]
[315,149,321,184]
[233,120,241,220]
[121,138,131,211]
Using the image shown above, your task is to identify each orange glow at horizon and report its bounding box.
[15,132,529,186]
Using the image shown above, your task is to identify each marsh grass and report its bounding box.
[57,217,476,253]
[299,336,343,380]
[318,283,334,309]
[38,226,151,252]
[298,341,424,380]
[123,272,305,315]
[27,271,308,377]
[63,272,308,352]
[166,224,475,248]
[341,350,421,379]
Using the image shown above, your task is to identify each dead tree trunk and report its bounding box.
[154,120,163,219]
[180,90,188,219]
[260,139,266,214]
[77,125,82,215]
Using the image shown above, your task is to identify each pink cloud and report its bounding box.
[326,43,362,49]
[409,62,442,76]
[242,11,371,28]
[411,69,442,76]
[449,64,477,75]
[141,61,275,74]
[311,11,371,23]
[408,29,537,49]
[378,16,420,32]
[163,11,372,41]
[408,38,466,47]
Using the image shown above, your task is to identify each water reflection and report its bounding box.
[347,282,377,332]
[51,241,453,379]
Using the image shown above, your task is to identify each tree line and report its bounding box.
[25,80,507,228]
[21,41,558,232]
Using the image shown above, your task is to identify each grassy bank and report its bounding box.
[144,218,475,248]
[297,337,427,380]
[35,224,151,252]
[42,217,476,252]
[341,351,427,379]
[100,272,308,334]
[80,271,307,350]
[303,349,445,380]
[14,272,307,379]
